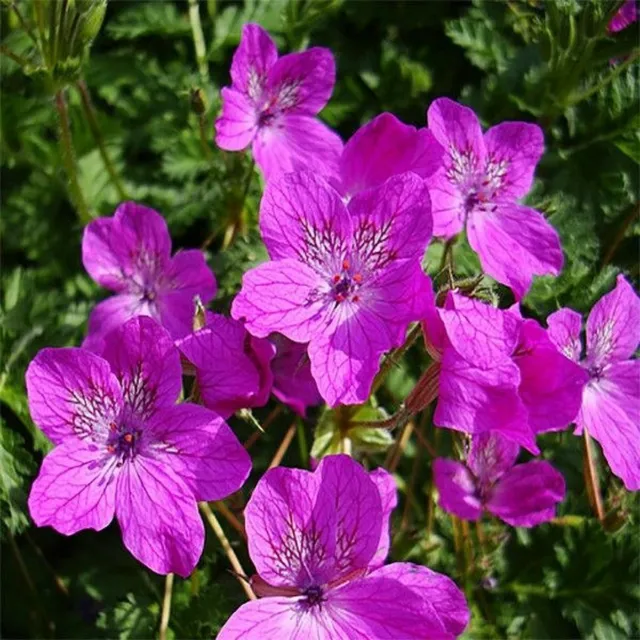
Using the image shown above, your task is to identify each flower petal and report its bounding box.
[483,122,544,200]
[230,23,278,99]
[339,113,444,197]
[432,459,482,521]
[28,440,117,535]
[26,347,123,445]
[215,87,259,151]
[163,249,216,302]
[146,403,251,501]
[586,274,640,368]
[115,457,204,577]
[467,202,563,299]
[426,168,466,239]
[467,432,520,485]
[102,316,182,420]
[487,460,565,527]
[546,308,583,362]
[367,468,398,569]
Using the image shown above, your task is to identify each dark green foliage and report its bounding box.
[1,0,638,637]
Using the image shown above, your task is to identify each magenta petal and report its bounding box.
[468,202,563,299]
[546,307,583,362]
[368,468,398,569]
[609,0,638,32]
[115,457,204,577]
[339,113,444,197]
[215,87,259,151]
[146,403,250,501]
[163,249,216,303]
[28,440,117,535]
[102,316,181,419]
[487,460,565,527]
[433,459,482,521]
[585,274,640,368]
[259,170,351,263]
[231,259,328,341]
[483,122,544,200]
[426,168,466,239]
[370,562,470,637]
[467,432,520,485]
[26,347,123,445]
[230,23,277,98]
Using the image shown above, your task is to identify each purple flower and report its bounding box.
[608,0,637,32]
[26,317,250,577]
[178,313,275,418]
[215,23,342,180]
[333,112,443,199]
[82,202,216,351]
[231,170,433,406]
[270,334,322,417]
[547,275,640,490]
[434,432,566,527]
[218,455,469,639]
[426,98,563,299]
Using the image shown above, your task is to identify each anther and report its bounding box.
[342,259,350,271]
[353,273,363,284]
[335,294,345,303]
[332,274,341,283]
[352,295,360,303]
[107,444,116,453]
[123,433,134,443]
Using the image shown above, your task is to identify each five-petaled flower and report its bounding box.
[27,317,251,577]
[82,201,216,352]
[231,170,434,406]
[215,23,342,180]
[426,98,563,299]
[218,454,469,639]
[547,275,640,490]
[434,431,566,527]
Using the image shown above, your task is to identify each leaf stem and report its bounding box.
[0,44,30,67]
[214,500,247,540]
[159,573,174,640]
[583,429,605,521]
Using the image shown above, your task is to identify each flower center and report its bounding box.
[588,364,604,381]
[106,422,141,464]
[142,287,156,302]
[330,259,363,304]
[301,584,325,608]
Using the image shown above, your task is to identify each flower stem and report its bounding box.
[385,420,414,471]
[269,422,297,468]
[0,44,30,67]
[214,501,247,540]
[583,429,605,521]
[54,89,91,223]
[296,422,309,467]
[401,412,429,531]
[159,573,174,640]
[372,323,422,394]
[601,201,639,268]
[76,79,128,201]
[199,502,256,600]
[188,0,209,81]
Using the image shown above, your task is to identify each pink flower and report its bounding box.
[218,455,469,639]
[215,23,342,180]
[434,432,565,527]
[426,98,563,299]
[232,170,433,406]
[177,313,274,418]
[608,0,637,32]
[26,317,250,577]
[547,275,640,490]
[270,334,322,417]
[82,202,216,351]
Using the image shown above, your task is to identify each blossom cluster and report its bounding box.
[25,21,639,639]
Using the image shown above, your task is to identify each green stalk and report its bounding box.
[188,0,210,81]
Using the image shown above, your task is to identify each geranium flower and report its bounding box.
[82,202,216,351]
[547,275,640,490]
[426,98,562,299]
[608,0,637,32]
[178,313,274,418]
[218,455,469,639]
[231,170,433,406]
[215,23,342,180]
[27,317,250,577]
[434,432,565,527]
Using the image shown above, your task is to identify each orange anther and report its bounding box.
[123,433,133,443]
[332,274,341,283]
[352,295,360,303]
[353,273,363,284]
[107,444,116,453]
[109,422,117,431]
[335,294,345,303]
[342,259,350,271]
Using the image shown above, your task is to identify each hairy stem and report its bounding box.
[159,573,174,640]
[244,405,283,450]
[583,429,605,521]
[601,201,639,268]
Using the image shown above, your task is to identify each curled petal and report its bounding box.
[432,459,482,521]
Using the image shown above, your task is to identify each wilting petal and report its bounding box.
[267,47,336,115]
[115,457,204,577]
[348,173,432,267]
[467,432,520,485]
[339,113,443,197]
[578,361,640,490]
[253,114,343,180]
[28,440,117,534]
[547,307,583,362]
[230,23,277,98]
[467,202,563,299]
[82,202,171,292]
[102,316,181,420]
[439,292,519,369]
[483,122,544,200]
[215,87,259,151]
[487,460,565,527]
[259,170,351,265]
[26,347,122,444]
[433,459,481,521]
[370,563,470,637]
[368,468,398,569]
[585,274,640,368]
[146,403,251,501]
[231,259,328,342]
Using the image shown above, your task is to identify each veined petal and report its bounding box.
[432,459,482,521]
[547,308,583,362]
[163,249,216,303]
[102,316,182,420]
[426,168,466,239]
[467,202,563,300]
[215,87,259,151]
[367,468,398,569]
[467,432,520,485]
[586,274,640,368]
[230,24,278,99]
[28,440,117,535]
[26,347,122,445]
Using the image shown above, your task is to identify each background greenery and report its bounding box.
[1,0,639,638]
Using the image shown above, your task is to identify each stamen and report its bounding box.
[332,274,341,283]
[352,273,363,284]
[352,295,360,303]
[335,293,345,303]
[342,259,350,270]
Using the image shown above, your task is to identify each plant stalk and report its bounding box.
[159,573,174,640]
[583,428,605,521]
[188,0,210,81]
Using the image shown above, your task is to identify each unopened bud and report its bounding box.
[192,296,207,331]
[190,87,208,116]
